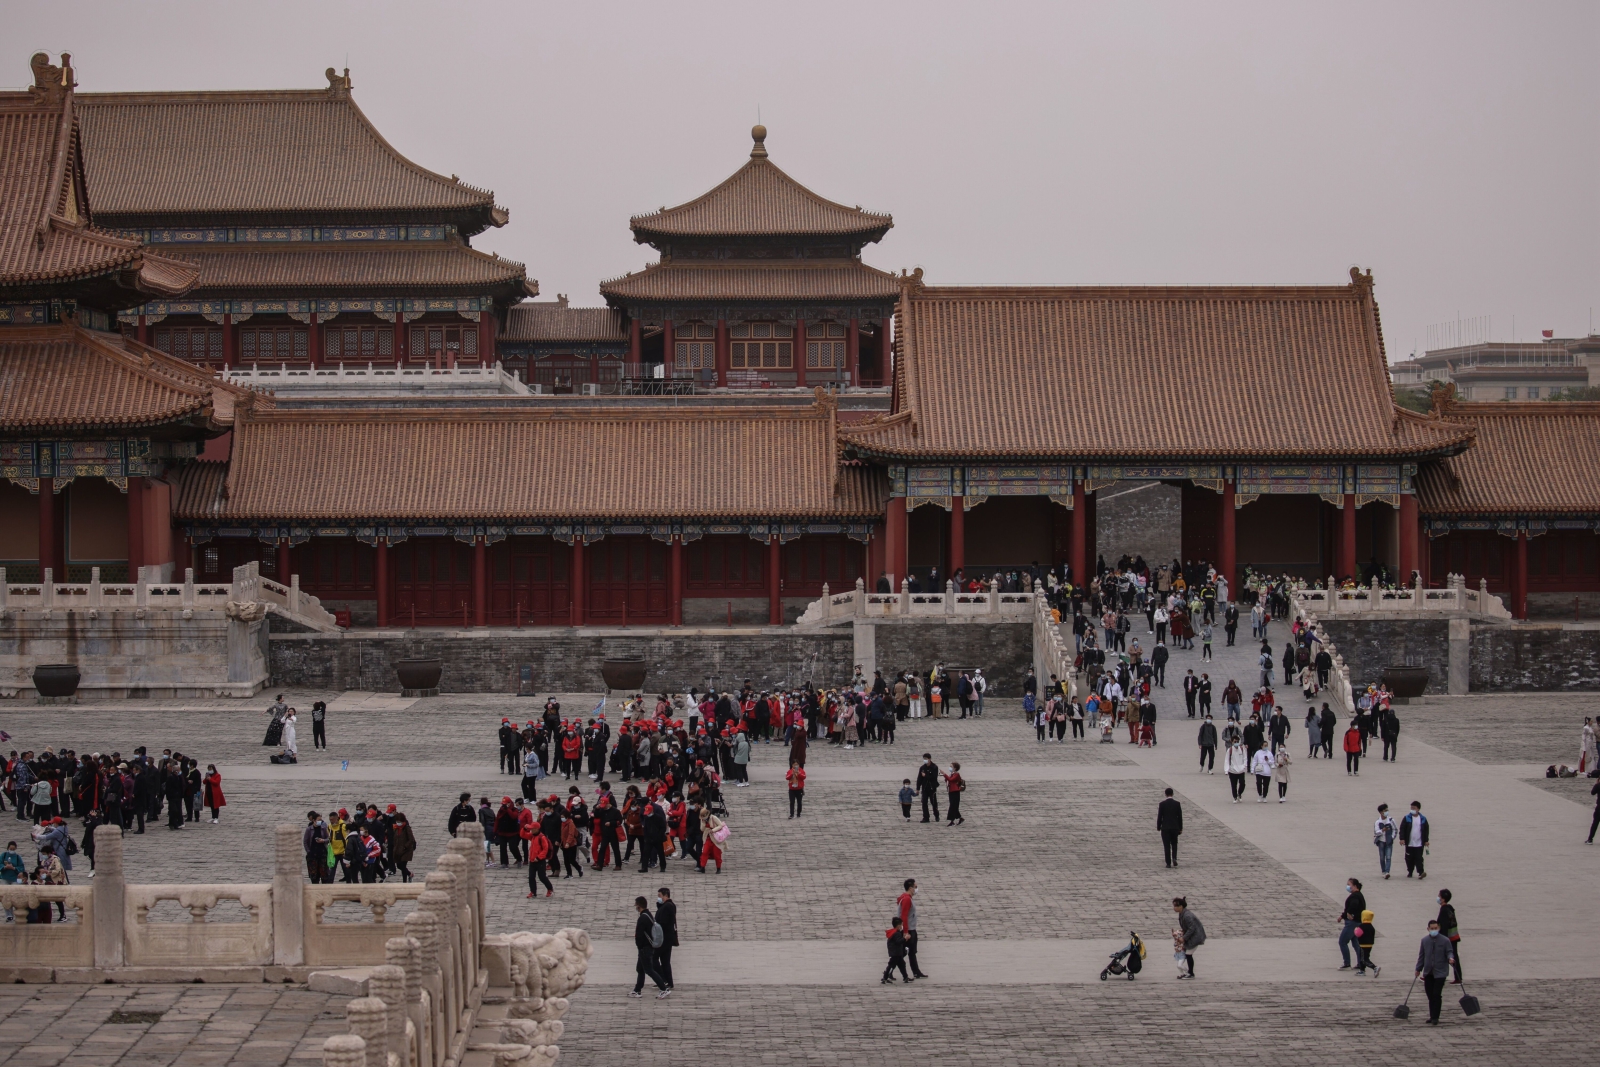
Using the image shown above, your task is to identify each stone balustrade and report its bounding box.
[797,577,1037,626]
[1294,574,1510,619]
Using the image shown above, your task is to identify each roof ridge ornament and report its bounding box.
[325,67,352,92]
[750,124,768,160]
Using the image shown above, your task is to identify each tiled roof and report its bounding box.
[0,324,259,432]
[841,276,1474,461]
[501,304,628,343]
[600,261,901,303]
[77,83,508,233]
[1416,403,1600,515]
[165,241,531,297]
[187,398,885,522]
[0,71,195,301]
[630,130,891,242]
[174,458,228,518]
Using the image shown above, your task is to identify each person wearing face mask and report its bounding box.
[1337,877,1367,970]
[1399,801,1429,879]
[654,887,678,990]
[1415,919,1456,1024]
[1373,804,1398,879]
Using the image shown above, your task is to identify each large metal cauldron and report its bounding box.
[601,659,648,691]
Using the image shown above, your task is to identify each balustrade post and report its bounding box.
[272,823,304,965]
[370,965,412,1067]
[899,578,910,616]
[945,579,955,615]
[1479,577,1490,616]
[184,567,196,608]
[855,577,866,618]
[89,567,102,607]
[92,824,125,968]
[321,1034,367,1067]
[403,909,446,1067]
[989,577,999,615]
[822,583,831,620]
[43,568,55,608]
[1369,576,1380,612]
[387,936,430,1067]
[0,567,8,611]
[1327,575,1337,615]
[290,574,302,615]
[135,568,148,607]
[346,998,389,1067]
[417,889,460,1039]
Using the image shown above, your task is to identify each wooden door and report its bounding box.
[587,536,668,622]
[394,540,473,624]
[490,538,571,624]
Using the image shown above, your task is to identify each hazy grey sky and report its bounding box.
[12,0,1597,359]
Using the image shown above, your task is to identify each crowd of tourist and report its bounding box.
[299,803,418,884]
[1,745,226,921]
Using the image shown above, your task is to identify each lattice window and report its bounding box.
[806,322,847,369]
[674,323,715,370]
[325,324,394,362]
[409,323,478,362]
[153,325,223,367]
[730,322,793,369]
[240,326,308,363]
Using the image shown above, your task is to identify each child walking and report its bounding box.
[1354,908,1379,976]
[898,780,915,820]
[882,917,913,984]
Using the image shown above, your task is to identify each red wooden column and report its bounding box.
[1339,495,1357,581]
[879,322,892,387]
[669,535,684,627]
[1068,482,1087,587]
[714,318,729,388]
[221,313,235,369]
[949,498,965,580]
[570,540,586,626]
[276,541,292,584]
[793,318,806,389]
[37,477,58,578]
[846,317,860,387]
[629,318,642,370]
[375,540,390,627]
[662,320,675,379]
[136,313,149,346]
[1218,478,1236,597]
[307,312,321,369]
[472,537,487,626]
[1398,493,1419,581]
[886,497,907,589]
[868,525,885,587]
[126,476,146,579]
[767,536,783,625]
[1513,530,1529,619]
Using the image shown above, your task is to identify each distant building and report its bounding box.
[1390,338,1598,401]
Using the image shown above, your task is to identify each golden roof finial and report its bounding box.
[750,124,768,160]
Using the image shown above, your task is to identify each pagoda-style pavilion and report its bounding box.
[1,54,256,583]
[1416,394,1600,617]
[600,126,897,389]
[496,298,629,392]
[840,270,1475,592]
[76,68,534,371]
[174,392,883,627]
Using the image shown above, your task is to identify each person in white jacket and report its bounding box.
[1224,741,1250,803]
[1250,746,1275,803]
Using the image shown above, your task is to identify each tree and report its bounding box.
[1391,384,1431,412]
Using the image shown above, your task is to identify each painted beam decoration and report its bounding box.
[182,521,874,546]
[119,296,490,325]
[965,465,1076,509]
[1426,516,1596,539]
[1,301,113,331]
[1084,464,1221,495]
[1,439,192,491]
[113,225,458,245]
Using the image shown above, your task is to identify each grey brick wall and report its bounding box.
[1319,617,1600,693]
[269,629,854,694]
[873,622,1033,696]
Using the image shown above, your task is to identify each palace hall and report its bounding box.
[5,55,1599,625]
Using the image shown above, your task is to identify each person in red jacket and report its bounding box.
[786,761,807,818]
[896,878,929,979]
[1343,722,1364,776]
[526,827,553,897]
[942,762,965,826]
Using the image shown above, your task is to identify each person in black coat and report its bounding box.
[162,764,186,830]
[654,887,679,988]
[1157,788,1183,867]
[639,801,668,873]
[631,897,670,997]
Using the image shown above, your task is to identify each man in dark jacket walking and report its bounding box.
[630,896,671,998]
[654,887,678,989]
[639,801,668,873]
[1415,919,1455,1023]
[915,755,941,824]
[1400,801,1429,878]
[1157,788,1183,867]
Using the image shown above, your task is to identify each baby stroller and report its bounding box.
[1099,933,1146,980]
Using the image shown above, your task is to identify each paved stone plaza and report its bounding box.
[2,619,1598,1065]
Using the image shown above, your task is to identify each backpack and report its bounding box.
[649,918,665,948]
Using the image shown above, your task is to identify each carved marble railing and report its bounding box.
[1295,574,1510,620]
[0,561,339,632]
[796,577,1037,626]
